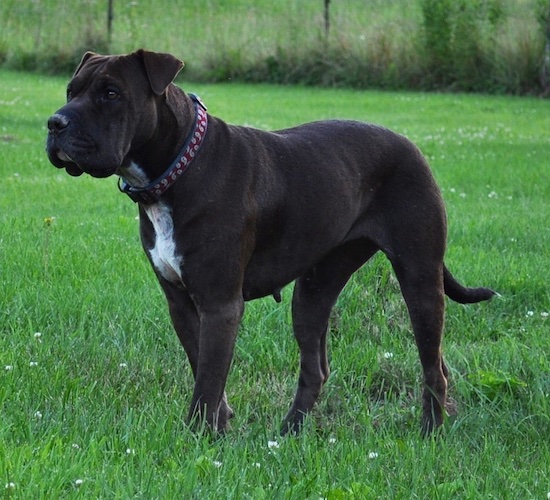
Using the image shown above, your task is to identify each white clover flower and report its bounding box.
[541,312,549,319]
[126,448,135,455]
[75,479,83,487]
[383,352,394,359]
[72,443,80,450]
[5,365,13,371]
[119,363,128,368]
[34,411,43,419]
[328,437,337,444]
[29,361,38,367]
[5,482,15,489]
[526,311,534,317]
[34,332,42,340]
[212,460,222,468]
[254,462,261,468]
[267,440,280,449]
[368,452,379,459]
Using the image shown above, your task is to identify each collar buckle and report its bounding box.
[118,178,159,204]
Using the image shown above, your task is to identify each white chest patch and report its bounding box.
[121,162,183,283]
[119,163,183,284]
[143,202,183,284]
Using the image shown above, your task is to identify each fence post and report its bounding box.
[107,0,114,47]
[324,0,331,41]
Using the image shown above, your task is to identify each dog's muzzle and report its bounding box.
[46,113,85,177]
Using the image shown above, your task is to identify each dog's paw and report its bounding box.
[280,410,308,436]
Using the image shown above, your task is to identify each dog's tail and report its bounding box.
[443,266,496,304]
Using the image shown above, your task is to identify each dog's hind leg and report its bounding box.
[281,240,378,435]
[373,163,450,434]
[388,255,448,435]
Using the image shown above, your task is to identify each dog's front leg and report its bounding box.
[187,299,244,432]
[159,278,239,431]
[160,279,201,375]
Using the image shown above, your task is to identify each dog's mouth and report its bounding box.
[57,149,73,163]
[55,149,85,177]
[47,145,118,178]
[46,145,84,177]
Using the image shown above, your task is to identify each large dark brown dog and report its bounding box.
[46,49,495,435]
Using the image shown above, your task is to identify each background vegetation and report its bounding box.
[1,69,549,497]
[1,0,550,94]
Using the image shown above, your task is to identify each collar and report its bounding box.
[118,93,208,204]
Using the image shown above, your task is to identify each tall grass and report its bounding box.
[1,69,549,497]
[0,0,548,94]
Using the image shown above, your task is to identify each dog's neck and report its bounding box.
[118,93,208,204]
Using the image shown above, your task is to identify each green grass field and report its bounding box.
[1,69,549,498]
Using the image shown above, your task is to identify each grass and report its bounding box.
[1,69,549,497]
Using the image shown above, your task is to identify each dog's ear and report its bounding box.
[137,49,185,96]
[73,51,97,77]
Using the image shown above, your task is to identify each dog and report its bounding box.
[46,49,495,435]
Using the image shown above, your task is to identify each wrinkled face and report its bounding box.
[46,53,159,178]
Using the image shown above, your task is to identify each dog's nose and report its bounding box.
[47,114,70,136]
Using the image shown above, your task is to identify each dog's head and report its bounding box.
[46,49,184,178]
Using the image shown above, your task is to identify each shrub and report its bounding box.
[419,0,507,91]
[0,0,548,95]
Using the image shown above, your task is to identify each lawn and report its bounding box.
[0,69,549,498]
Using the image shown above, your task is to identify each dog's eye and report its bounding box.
[104,88,119,101]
